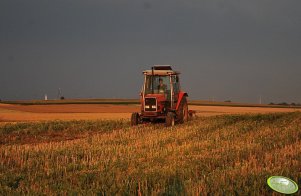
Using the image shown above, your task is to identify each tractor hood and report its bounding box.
[144,93,166,101]
[143,94,167,113]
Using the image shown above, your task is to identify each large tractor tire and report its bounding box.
[166,112,175,127]
[131,112,140,126]
[177,96,189,124]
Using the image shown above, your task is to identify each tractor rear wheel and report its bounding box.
[166,112,175,127]
[178,96,188,123]
[131,112,140,126]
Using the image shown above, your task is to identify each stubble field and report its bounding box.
[0,103,300,194]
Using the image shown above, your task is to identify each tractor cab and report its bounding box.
[131,65,190,126]
[142,66,181,111]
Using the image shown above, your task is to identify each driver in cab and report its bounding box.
[158,78,166,94]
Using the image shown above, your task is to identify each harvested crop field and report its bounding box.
[0,103,300,123]
[0,104,139,122]
[1,102,300,194]
[0,112,300,194]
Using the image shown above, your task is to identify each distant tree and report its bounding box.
[279,102,288,106]
[224,100,231,103]
[60,96,65,100]
[291,102,296,106]
[269,102,274,105]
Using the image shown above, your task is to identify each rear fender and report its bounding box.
[176,92,188,110]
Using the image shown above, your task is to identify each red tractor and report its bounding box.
[131,65,190,126]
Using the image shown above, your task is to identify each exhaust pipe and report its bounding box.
[151,66,154,94]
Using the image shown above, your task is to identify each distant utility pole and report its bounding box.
[57,88,62,99]
[259,95,262,104]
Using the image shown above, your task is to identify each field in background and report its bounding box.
[2,98,301,108]
[1,99,301,123]
[0,103,138,122]
[1,99,139,105]
[0,113,300,194]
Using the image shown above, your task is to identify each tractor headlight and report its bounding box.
[151,105,156,109]
[145,105,150,109]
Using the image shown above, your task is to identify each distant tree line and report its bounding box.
[269,102,301,106]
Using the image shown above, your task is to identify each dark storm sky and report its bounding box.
[1,0,301,103]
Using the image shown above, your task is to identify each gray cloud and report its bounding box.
[1,0,301,103]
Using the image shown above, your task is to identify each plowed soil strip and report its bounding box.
[1,103,300,123]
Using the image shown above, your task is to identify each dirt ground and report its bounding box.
[0,103,300,123]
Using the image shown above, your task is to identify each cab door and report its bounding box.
[172,75,180,108]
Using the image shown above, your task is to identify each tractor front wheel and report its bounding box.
[131,112,140,126]
[166,112,175,127]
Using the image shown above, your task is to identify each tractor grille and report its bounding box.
[144,97,157,112]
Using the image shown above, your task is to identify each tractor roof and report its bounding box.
[143,65,180,75]
[143,70,180,76]
[153,65,172,70]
